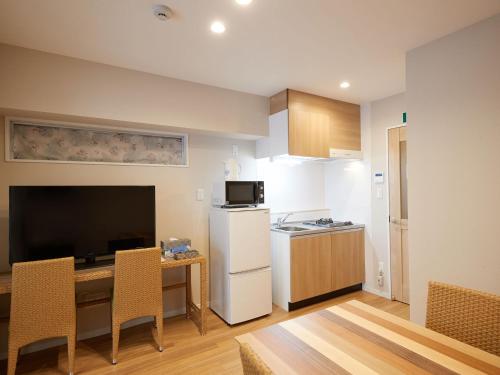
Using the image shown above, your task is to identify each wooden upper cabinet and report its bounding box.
[328,99,361,151]
[269,89,288,115]
[269,89,361,158]
[288,108,331,158]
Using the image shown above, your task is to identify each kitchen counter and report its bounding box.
[271,221,365,237]
[270,221,365,311]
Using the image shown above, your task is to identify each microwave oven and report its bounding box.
[212,181,264,207]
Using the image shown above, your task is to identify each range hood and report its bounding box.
[329,148,363,160]
[260,148,363,162]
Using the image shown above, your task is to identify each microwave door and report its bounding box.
[227,182,256,206]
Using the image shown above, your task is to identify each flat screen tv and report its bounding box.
[9,186,156,267]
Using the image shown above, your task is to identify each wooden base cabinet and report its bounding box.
[288,229,365,304]
[331,230,365,291]
[290,234,332,302]
[272,228,365,311]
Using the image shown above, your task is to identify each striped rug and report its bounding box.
[236,300,500,374]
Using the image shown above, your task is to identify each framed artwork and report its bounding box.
[5,117,188,167]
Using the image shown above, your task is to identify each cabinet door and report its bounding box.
[287,89,360,155]
[329,100,361,151]
[288,109,331,158]
[290,234,332,302]
[331,230,365,290]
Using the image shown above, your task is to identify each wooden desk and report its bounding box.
[0,255,207,335]
[236,300,500,374]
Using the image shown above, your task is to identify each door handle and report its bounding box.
[391,218,401,225]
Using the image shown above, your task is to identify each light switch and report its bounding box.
[232,145,239,157]
[376,186,383,199]
[196,188,205,201]
[378,261,384,273]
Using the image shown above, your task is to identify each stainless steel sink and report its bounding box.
[277,226,309,232]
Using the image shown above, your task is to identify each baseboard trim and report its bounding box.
[288,284,362,311]
[0,307,186,360]
[362,285,391,299]
[77,307,186,341]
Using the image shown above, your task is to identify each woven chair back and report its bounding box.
[113,247,163,323]
[426,281,500,355]
[10,257,76,347]
[239,342,273,375]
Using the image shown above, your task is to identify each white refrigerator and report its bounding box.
[209,207,272,324]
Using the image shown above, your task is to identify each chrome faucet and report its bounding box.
[276,213,293,228]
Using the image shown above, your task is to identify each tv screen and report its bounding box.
[9,186,156,265]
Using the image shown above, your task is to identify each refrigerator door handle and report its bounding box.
[229,266,271,276]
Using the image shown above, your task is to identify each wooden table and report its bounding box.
[0,255,207,335]
[236,300,500,374]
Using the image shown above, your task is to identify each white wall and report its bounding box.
[369,93,406,297]
[0,43,268,138]
[257,158,327,218]
[407,14,500,324]
[325,95,405,298]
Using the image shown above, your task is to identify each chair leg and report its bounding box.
[186,265,192,319]
[156,312,164,352]
[112,321,120,365]
[7,343,19,375]
[67,333,76,375]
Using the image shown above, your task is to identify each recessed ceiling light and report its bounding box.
[236,0,253,5]
[210,21,226,34]
[340,81,351,89]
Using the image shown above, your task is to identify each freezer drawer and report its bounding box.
[228,267,272,324]
[228,209,271,273]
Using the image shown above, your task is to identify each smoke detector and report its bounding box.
[153,4,173,21]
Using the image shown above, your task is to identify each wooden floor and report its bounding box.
[1,291,408,375]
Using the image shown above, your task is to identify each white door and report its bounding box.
[228,209,271,273]
[389,126,409,304]
[228,267,272,324]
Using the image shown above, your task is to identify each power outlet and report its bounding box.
[377,274,384,287]
[377,261,384,287]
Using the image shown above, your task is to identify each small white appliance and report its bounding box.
[212,181,264,207]
[209,207,272,324]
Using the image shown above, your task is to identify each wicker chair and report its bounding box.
[426,281,500,356]
[239,342,273,375]
[112,247,164,364]
[8,257,76,375]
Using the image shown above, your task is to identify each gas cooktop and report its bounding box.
[304,218,354,228]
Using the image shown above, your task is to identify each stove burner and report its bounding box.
[312,218,354,227]
[316,218,334,225]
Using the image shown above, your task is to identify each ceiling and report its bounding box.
[0,0,499,104]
